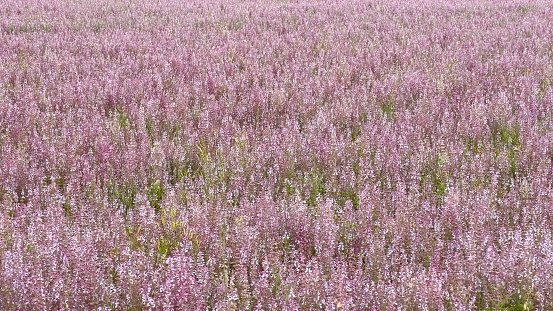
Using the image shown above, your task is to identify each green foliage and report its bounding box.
[484,295,534,311]
[116,107,131,129]
[279,157,298,198]
[157,208,201,259]
[519,5,535,14]
[476,285,535,311]
[490,122,522,192]
[52,167,69,194]
[347,111,367,143]
[196,141,210,178]
[14,184,28,204]
[233,133,248,170]
[380,94,395,121]
[281,234,292,256]
[62,197,72,219]
[156,235,172,257]
[337,220,357,258]
[270,266,282,296]
[538,78,550,99]
[108,181,137,217]
[108,247,121,285]
[306,169,326,207]
[491,123,520,150]
[92,22,107,33]
[336,188,359,211]
[219,18,246,31]
[165,157,188,186]
[148,179,164,213]
[145,118,154,141]
[3,23,51,35]
[125,225,142,251]
[311,39,330,57]
[420,153,449,203]
[463,137,485,155]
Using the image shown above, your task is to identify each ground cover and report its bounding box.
[1,0,553,309]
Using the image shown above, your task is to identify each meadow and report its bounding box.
[1,0,553,309]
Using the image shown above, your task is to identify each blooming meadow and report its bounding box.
[1,0,553,309]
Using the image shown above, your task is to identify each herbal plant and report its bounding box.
[1,0,553,309]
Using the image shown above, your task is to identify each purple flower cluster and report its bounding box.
[1,0,553,309]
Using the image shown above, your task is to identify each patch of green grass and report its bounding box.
[165,157,188,186]
[14,184,29,204]
[306,169,326,207]
[419,152,449,204]
[492,122,521,183]
[62,197,72,219]
[3,23,51,35]
[147,179,164,213]
[463,137,485,155]
[538,78,550,99]
[337,219,358,258]
[145,117,154,141]
[336,188,359,211]
[485,294,534,311]
[108,181,137,217]
[116,107,131,129]
[92,22,107,34]
[491,122,520,150]
[156,235,173,257]
[55,174,67,193]
[380,94,395,121]
[125,224,142,251]
[519,4,535,14]
[219,18,246,31]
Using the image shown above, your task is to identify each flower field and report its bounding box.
[1,0,553,309]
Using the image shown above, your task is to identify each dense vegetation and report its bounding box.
[1,0,553,309]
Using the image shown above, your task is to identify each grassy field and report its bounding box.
[1,0,553,309]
